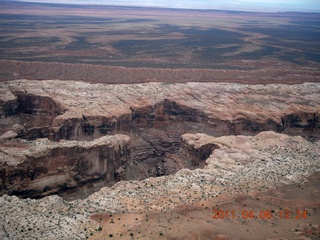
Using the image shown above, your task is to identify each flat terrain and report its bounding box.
[0,1,319,83]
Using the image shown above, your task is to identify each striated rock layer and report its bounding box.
[0,80,319,141]
[0,79,319,197]
[0,135,130,198]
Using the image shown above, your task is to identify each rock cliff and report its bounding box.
[0,80,319,197]
[0,131,319,239]
[1,80,319,142]
[0,134,130,198]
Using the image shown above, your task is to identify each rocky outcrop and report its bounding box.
[0,85,18,118]
[51,110,132,141]
[179,133,220,167]
[282,111,319,137]
[126,129,182,179]
[0,134,130,198]
[0,80,319,198]
[131,99,207,128]
[0,131,319,240]
[0,80,319,142]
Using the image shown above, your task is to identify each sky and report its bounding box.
[15,0,320,12]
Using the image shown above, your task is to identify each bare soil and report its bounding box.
[90,173,320,240]
[0,2,319,84]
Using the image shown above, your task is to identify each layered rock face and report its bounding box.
[1,80,319,141]
[0,135,130,198]
[0,80,319,197]
[0,79,319,239]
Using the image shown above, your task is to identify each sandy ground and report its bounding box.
[89,173,320,240]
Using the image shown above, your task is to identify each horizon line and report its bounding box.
[7,0,320,13]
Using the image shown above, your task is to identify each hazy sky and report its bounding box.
[16,0,320,12]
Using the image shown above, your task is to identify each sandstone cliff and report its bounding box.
[0,80,319,197]
[0,134,130,198]
[0,80,319,142]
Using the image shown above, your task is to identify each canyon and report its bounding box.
[0,79,319,239]
[0,126,319,239]
[0,2,319,239]
[0,79,319,199]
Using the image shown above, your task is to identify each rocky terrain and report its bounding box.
[0,2,319,239]
[0,135,130,198]
[0,79,319,239]
[1,80,318,141]
[0,131,319,239]
[0,79,319,197]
